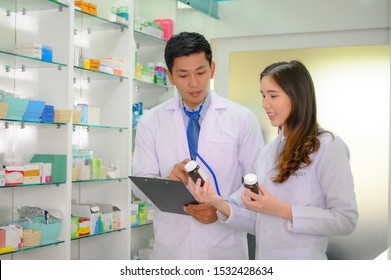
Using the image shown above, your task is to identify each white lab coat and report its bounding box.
[223,130,358,260]
[132,91,264,259]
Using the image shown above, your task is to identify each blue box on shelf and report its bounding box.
[40,105,54,123]
[41,45,53,62]
[23,100,46,122]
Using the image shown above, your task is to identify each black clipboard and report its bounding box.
[129,176,198,215]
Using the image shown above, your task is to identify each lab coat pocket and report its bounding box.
[200,135,236,171]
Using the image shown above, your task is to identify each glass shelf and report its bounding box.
[0,118,68,128]
[0,50,66,70]
[134,30,166,46]
[72,177,127,183]
[74,66,128,81]
[0,0,67,13]
[131,222,153,228]
[134,78,172,89]
[0,240,64,256]
[0,181,65,189]
[73,123,128,131]
[74,9,128,32]
[71,228,126,241]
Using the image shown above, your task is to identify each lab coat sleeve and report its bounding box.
[131,111,160,202]
[218,202,257,235]
[290,136,358,236]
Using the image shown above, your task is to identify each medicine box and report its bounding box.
[5,165,24,186]
[29,154,66,183]
[15,43,53,62]
[131,203,139,227]
[74,0,89,13]
[112,206,122,230]
[100,58,125,76]
[71,216,79,238]
[41,45,53,62]
[134,17,164,40]
[97,204,114,232]
[90,158,101,180]
[74,158,91,180]
[133,201,147,225]
[0,225,23,249]
[72,204,101,235]
[2,96,29,121]
[96,204,122,231]
[23,164,41,184]
[78,217,90,236]
[0,229,5,248]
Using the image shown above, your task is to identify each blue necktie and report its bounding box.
[185,110,201,161]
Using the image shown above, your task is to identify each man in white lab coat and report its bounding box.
[132,32,264,259]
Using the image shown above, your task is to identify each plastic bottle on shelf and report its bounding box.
[135,63,142,80]
[118,2,129,20]
[154,62,165,85]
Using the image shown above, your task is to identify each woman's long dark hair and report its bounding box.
[260,60,330,184]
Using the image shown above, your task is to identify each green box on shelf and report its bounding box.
[29,154,67,183]
[71,216,79,239]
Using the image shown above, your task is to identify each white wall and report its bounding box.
[176,0,391,260]
[176,0,389,39]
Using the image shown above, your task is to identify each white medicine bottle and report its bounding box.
[185,160,207,187]
[243,173,259,200]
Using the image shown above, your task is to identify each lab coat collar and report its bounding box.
[265,130,285,176]
[164,90,227,113]
[163,90,228,161]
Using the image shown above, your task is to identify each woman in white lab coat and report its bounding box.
[132,32,264,259]
[189,60,358,260]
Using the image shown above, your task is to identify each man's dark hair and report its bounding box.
[164,32,212,73]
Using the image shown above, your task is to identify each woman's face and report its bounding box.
[261,75,292,131]
[166,52,215,109]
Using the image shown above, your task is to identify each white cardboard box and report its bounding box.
[96,204,122,231]
[97,204,116,232]
[71,204,100,235]
[0,225,23,249]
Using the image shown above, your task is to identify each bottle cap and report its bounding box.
[244,173,257,185]
[184,160,197,172]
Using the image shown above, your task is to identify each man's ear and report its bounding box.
[166,68,175,86]
[210,61,216,79]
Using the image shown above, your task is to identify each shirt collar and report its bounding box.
[181,90,211,119]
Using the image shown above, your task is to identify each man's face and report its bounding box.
[167,52,215,109]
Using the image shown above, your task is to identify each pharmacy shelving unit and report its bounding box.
[0,0,132,260]
[0,0,72,260]
[70,0,132,260]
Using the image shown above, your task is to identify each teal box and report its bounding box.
[30,154,67,183]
